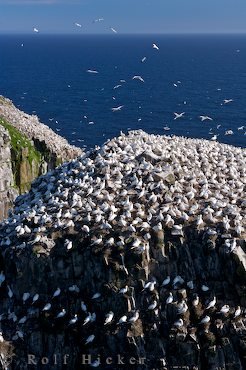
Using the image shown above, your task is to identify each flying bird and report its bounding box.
[110,27,117,33]
[87,69,99,74]
[152,43,159,50]
[223,99,233,104]
[132,75,145,83]
[74,22,82,28]
[174,112,185,120]
[199,115,213,122]
[141,57,147,63]
[33,27,39,33]
[111,105,124,112]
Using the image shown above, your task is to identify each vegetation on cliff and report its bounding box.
[0,118,42,193]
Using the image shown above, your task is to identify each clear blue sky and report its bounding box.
[0,0,246,34]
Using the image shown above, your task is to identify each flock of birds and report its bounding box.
[17,19,245,149]
[0,130,245,367]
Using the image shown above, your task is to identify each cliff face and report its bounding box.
[0,96,82,221]
[0,125,18,221]
[0,131,245,370]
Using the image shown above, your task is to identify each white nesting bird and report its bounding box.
[234,306,241,318]
[65,239,73,250]
[104,311,114,325]
[148,301,158,310]
[162,276,171,286]
[200,315,210,324]
[129,310,139,323]
[81,225,90,234]
[201,284,209,292]
[92,292,101,299]
[52,287,61,298]
[187,281,194,290]
[192,295,199,306]
[56,309,66,319]
[166,292,173,304]
[220,305,230,314]
[32,293,39,304]
[205,296,216,310]
[22,292,30,302]
[18,316,27,324]
[118,286,128,294]
[81,301,87,312]
[173,318,183,327]
[117,315,127,324]
[91,359,100,367]
[42,303,51,311]
[69,314,78,325]
[144,281,156,291]
[7,286,13,299]
[83,313,93,326]
[85,334,95,345]
[68,285,80,293]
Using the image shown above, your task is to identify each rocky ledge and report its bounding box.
[0,130,245,370]
[0,96,82,220]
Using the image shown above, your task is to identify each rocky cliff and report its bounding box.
[0,130,245,370]
[0,96,82,221]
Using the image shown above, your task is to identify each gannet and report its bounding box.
[69,314,78,325]
[205,296,216,310]
[52,288,61,298]
[166,292,173,304]
[129,310,139,323]
[174,318,183,327]
[87,70,99,74]
[223,99,233,104]
[200,315,210,324]
[42,303,51,311]
[199,116,213,122]
[161,276,171,286]
[85,334,95,345]
[56,309,66,319]
[104,311,114,325]
[111,105,124,112]
[174,112,185,120]
[132,75,145,83]
[152,43,159,50]
[117,315,127,324]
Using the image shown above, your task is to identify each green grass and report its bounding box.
[0,117,42,191]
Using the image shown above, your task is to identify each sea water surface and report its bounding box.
[0,34,245,148]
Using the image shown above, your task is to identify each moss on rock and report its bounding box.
[0,117,42,193]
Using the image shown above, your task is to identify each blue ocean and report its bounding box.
[0,34,245,148]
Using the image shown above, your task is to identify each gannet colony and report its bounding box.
[0,130,245,369]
